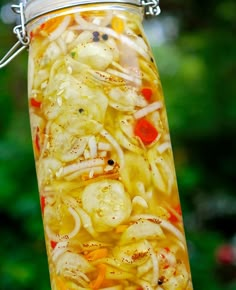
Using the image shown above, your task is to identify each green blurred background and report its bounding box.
[0,0,236,289]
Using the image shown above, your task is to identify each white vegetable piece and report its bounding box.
[71,42,114,70]
[81,179,132,232]
[120,219,165,245]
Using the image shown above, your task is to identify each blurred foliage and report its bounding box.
[0,0,236,289]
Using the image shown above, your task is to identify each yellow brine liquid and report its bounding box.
[27,4,193,290]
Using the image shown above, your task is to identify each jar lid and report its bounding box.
[24,0,142,23]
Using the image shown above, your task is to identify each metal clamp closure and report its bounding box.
[141,0,161,16]
[0,2,29,69]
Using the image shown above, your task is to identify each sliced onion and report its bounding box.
[62,158,105,176]
[134,101,162,119]
[63,270,90,287]
[49,15,71,41]
[132,196,148,209]
[65,166,104,181]
[147,241,159,286]
[115,130,143,155]
[160,219,186,244]
[130,214,186,244]
[45,206,81,242]
[100,129,124,168]
[75,206,98,238]
[52,241,68,262]
[120,219,164,245]
[134,279,153,290]
[67,207,81,237]
[88,135,97,158]
[98,142,112,151]
[156,157,174,194]
[149,158,166,193]
[106,68,141,86]
[90,70,125,85]
[157,142,172,154]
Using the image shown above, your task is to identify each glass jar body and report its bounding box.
[27,3,193,289]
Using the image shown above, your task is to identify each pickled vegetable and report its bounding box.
[28,7,193,290]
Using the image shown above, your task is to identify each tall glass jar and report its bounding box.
[4,0,194,289]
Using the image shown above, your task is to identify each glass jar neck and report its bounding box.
[24,0,143,24]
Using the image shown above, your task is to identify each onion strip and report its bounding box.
[146,241,159,286]
[45,206,81,242]
[106,68,141,86]
[156,157,174,194]
[157,142,172,154]
[134,101,162,119]
[62,158,105,176]
[100,129,124,168]
[52,241,68,262]
[130,214,186,244]
[88,135,97,158]
[75,207,98,238]
[49,15,71,41]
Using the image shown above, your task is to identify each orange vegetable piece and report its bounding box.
[90,264,107,289]
[134,118,158,144]
[115,224,129,233]
[55,276,67,290]
[85,248,108,261]
[40,15,65,34]
[111,16,125,33]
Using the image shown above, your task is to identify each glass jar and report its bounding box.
[1,0,194,289]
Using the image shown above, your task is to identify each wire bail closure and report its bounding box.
[141,0,160,16]
[0,2,29,69]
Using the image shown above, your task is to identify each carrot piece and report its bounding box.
[55,276,67,290]
[40,16,65,34]
[134,118,158,144]
[85,248,108,261]
[115,224,128,233]
[90,264,107,289]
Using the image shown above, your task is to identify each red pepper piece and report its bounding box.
[35,127,40,153]
[40,196,46,215]
[50,240,58,249]
[30,98,41,108]
[141,87,153,101]
[168,204,182,223]
[134,118,158,144]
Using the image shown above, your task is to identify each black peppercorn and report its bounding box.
[92,31,100,37]
[158,276,165,285]
[102,34,109,40]
[107,159,114,165]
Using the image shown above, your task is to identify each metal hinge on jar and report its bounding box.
[141,0,161,16]
[0,2,29,68]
